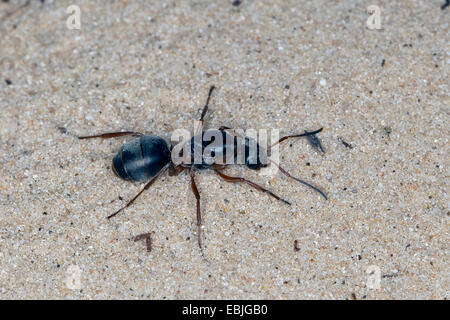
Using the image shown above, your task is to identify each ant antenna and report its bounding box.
[270,159,328,200]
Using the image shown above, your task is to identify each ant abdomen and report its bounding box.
[112,135,171,182]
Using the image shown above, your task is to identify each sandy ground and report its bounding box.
[0,0,448,299]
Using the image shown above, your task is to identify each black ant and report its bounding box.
[78,86,327,250]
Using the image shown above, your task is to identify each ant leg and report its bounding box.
[78,131,143,139]
[218,126,237,136]
[200,86,215,122]
[134,233,152,252]
[269,128,323,150]
[213,166,291,205]
[218,126,248,143]
[189,169,203,248]
[107,163,170,219]
[195,86,215,135]
[168,163,185,176]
